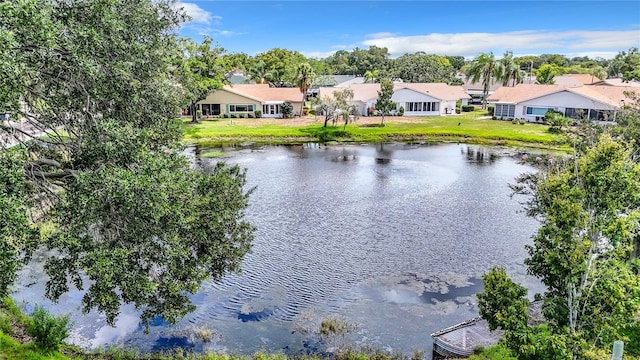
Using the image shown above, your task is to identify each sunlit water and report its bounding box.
[13,143,544,358]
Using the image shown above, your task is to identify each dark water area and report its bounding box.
[13,143,544,358]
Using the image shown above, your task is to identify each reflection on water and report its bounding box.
[13,143,543,358]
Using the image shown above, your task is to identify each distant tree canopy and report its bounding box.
[0,0,254,327]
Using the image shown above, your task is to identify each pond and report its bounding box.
[13,143,544,358]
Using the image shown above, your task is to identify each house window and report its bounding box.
[526,107,554,116]
[495,104,515,118]
[263,104,281,115]
[406,102,439,112]
[229,104,254,112]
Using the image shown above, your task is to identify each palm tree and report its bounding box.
[294,62,315,107]
[499,51,525,87]
[364,69,379,83]
[247,60,268,84]
[465,52,500,109]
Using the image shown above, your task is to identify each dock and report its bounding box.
[431,301,544,358]
[431,317,503,358]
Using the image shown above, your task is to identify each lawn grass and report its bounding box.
[182,112,570,151]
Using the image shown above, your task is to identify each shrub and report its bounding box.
[196,110,203,120]
[462,105,475,112]
[247,112,255,118]
[398,106,405,116]
[27,305,72,351]
[222,113,229,118]
[238,113,245,119]
[456,101,462,109]
[302,106,309,116]
[254,110,262,118]
[309,108,315,115]
[281,101,293,119]
[230,113,237,118]
[487,106,494,115]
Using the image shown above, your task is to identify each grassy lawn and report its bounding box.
[182,111,570,151]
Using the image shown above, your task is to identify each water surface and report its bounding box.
[14,143,542,358]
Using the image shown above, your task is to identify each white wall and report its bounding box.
[392,88,441,116]
[519,90,614,122]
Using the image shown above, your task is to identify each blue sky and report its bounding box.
[175,1,640,59]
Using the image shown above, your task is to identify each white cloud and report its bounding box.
[361,29,640,59]
[366,32,399,39]
[173,1,220,24]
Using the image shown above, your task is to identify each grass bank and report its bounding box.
[182,111,570,152]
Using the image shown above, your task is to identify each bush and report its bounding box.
[230,113,237,118]
[196,110,203,120]
[281,101,293,119]
[487,106,494,115]
[309,108,315,115]
[462,105,475,112]
[254,110,262,118]
[222,113,229,118]
[302,106,309,116]
[398,106,404,116]
[27,305,72,351]
[456,101,462,109]
[238,113,245,119]
[247,112,255,118]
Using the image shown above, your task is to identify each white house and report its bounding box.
[319,83,470,117]
[487,84,636,123]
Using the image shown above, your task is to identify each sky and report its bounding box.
[175,1,640,60]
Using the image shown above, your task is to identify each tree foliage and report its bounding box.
[535,64,561,84]
[375,79,395,125]
[177,36,227,123]
[391,53,455,83]
[465,52,500,109]
[0,0,254,327]
[487,134,640,358]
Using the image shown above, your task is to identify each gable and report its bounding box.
[199,88,260,104]
[521,90,615,110]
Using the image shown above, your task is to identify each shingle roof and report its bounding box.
[564,73,599,85]
[224,84,304,103]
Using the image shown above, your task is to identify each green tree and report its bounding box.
[363,69,379,83]
[246,60,269,84]
[391,53,455,83]
[0,0,254,328]
[375,78,395,125]
[294,62,315,105]
[509,134,640,357]
[254,47,307,86]
[535,64,560,84]
[477,267,529,333]
[499,51,525,87]
[177,36,227,123]
[465,52,500,109]
[609,47,640,81]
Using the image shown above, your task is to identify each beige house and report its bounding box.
[196,84,304,118]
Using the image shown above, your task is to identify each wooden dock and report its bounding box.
[431,302,543,358]
[431,317,503,358]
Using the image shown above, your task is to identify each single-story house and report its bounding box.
[319,83,470,117]
[196,84,304,118]
[461,77,503,104]
[487,84,636,123]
